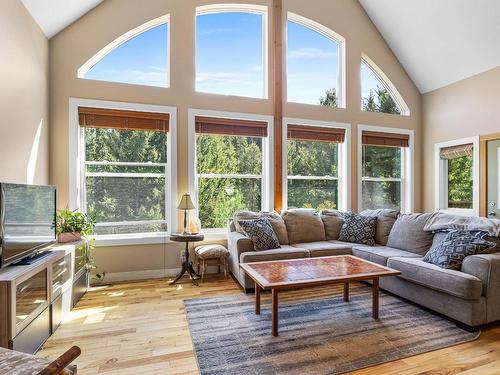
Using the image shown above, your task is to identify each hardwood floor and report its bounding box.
[38,276,500,375]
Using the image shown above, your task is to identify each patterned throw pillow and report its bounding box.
[338,213,377,246]
[423,230,496,270]
[239,218,281,251]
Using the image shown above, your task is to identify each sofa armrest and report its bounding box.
[461,253,500,322]
[462,253,500,295]
[228,231,254,260]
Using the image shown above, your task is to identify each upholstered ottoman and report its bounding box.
[195,244,229,282]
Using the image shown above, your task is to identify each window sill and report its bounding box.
[94,233,173,247]
[200,229,229,242]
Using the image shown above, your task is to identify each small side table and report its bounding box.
[169,233,205,285]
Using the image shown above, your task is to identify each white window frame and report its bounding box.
[434,136,479,216]
[282,118,351,211]
[68,98,177,246]
[195,4,269,99]
[77,14,171,88]
[357,125,414,213]
[286,12,346,108]
[188,108,274,236]
[361,54,410,116]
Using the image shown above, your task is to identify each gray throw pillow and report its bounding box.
[423,230,496,270]
[239,218,281,251]
[387,213,437,255]
[338,213,377,246]
[360,209,399,245]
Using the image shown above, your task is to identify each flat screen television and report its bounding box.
[0,183,56,268]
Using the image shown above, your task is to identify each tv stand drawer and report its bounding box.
[11,307,51,354]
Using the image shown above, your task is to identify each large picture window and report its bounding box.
[434,137,479,215]
[359,127,412,212]
[191,112,272,230]
[195,6,267,98]
[287,13,344,107]
[73,102,176,240]
[286,124,345,209]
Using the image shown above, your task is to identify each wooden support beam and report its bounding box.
[273,0,283,212]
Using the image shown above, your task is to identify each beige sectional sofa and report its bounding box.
[228,209,500,329]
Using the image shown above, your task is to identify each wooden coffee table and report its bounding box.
[240,255,401,336]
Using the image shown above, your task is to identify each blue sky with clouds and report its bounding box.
[85,13,382,105]
[196,12,264,98]
[85,24,168,87]
[286,20,339,105]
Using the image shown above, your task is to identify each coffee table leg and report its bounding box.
[343,282,349,302]
[272,288,279,337]
[372,277,379,319]
[255,283,261,315]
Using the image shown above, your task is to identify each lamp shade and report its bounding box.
[177,193,195,210]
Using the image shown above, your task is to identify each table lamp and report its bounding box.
[178,193,195,234]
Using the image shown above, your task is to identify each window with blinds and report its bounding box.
[79,106,170,235]
[286,124,345,210]
[361,130,409,210]
[194,116,268,229]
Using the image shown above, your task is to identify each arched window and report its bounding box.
[195,5,267,99]
[287,13,345,107]
[78,15,169,88]
[361,54,409,115]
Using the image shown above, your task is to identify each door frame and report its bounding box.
[479,132,500,216]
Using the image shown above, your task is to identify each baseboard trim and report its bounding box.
[100,268,181,283]
[95,266,225,283]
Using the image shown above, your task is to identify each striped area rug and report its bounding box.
[184,287,479,375]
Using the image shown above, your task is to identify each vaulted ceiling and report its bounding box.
[21,0,103,38]
[359,0,500,93]
[20,0,500,93]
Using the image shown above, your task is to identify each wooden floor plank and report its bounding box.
[37,275,500,374]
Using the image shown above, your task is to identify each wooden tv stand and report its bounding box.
[0,241,88,354]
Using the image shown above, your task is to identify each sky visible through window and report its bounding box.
[361,61,385,102]
[196,12,265,98]
[85,24,168,87]
[287,20,339,105]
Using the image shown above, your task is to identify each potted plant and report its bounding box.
[55,209,95,243]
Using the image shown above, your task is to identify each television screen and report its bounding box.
[0,183,56,267]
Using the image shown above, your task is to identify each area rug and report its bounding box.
[184,288,480,375]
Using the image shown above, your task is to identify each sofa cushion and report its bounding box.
[233,211,289,245]
[321,215,344,240]
[282,209,326,244]
[387,257,483,300]
[360,209,399,245]
[239,218,281,251]
[352,245,421,266]
[239,246,309,263]
[338,213,377,246]
[423,230,496,270]
[292,241,352,257]
[387,213,437,255]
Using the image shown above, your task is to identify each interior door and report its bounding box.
[487,139,500,218]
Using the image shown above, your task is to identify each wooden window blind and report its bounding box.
[439,143,473,160]
[78,107,169,132]
[287,124,345,143]
[362,130,409,148]
[195,116,268,137]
